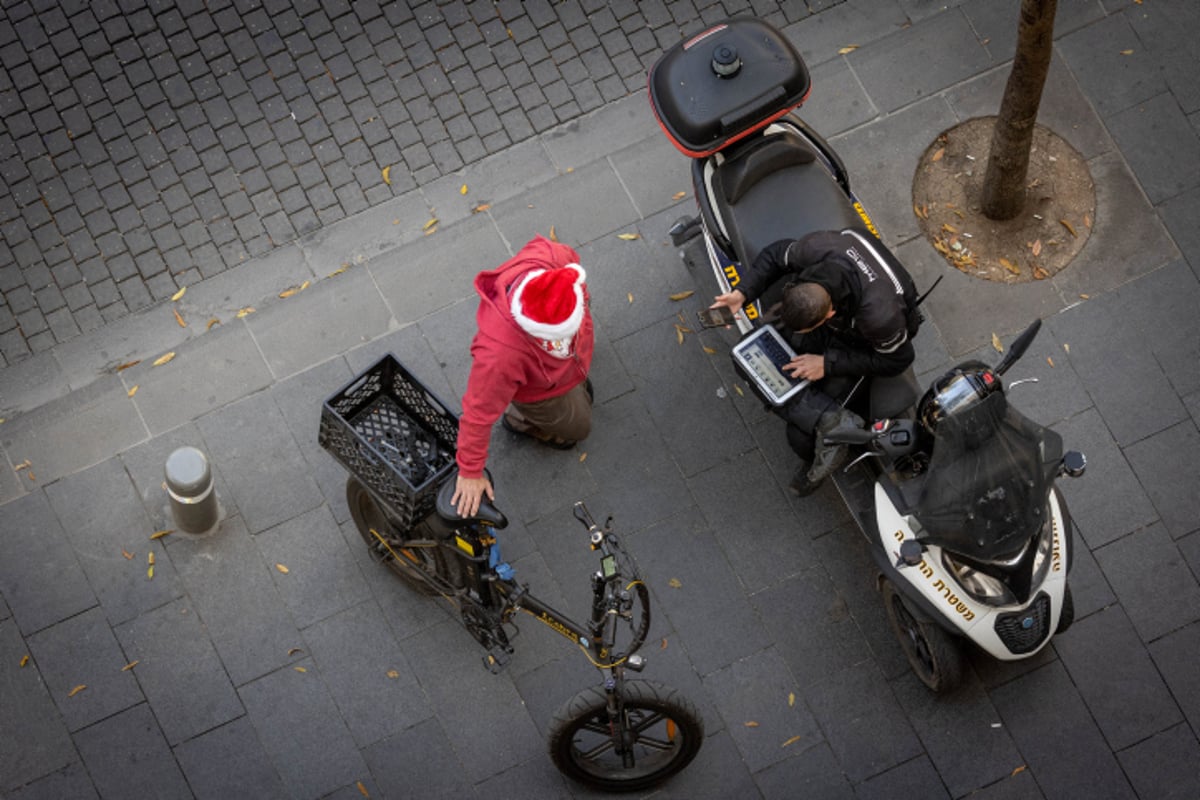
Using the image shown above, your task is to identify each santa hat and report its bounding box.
[510,264,586,340]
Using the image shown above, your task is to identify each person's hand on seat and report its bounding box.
[452,474,494,518]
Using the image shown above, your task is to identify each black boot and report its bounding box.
[805,408,865,487]
[788,461,822,497]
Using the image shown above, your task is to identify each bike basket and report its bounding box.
[319,354,458,528]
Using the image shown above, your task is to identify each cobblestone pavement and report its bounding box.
[0,0,822,365]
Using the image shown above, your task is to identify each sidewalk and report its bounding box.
[3,2,1200,798]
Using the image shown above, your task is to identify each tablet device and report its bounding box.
[731,325,810,406]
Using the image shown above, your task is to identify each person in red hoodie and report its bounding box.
[451,235,594,516]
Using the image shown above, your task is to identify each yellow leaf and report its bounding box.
[1064,342,1071,353]
[14,459,31,472]
[122,549,133,560]
[941,223,958,234]
[579,452,587,462]
[152,352,176,367]
[422,216,438,231]
[668,577,682,589]
[171,286,187,301]
[549,225,558,242]
[172,308,186,328]
[837,44,859,54]
[288,648,304,656]
[999,258,1020,276]
[423,223,438,236]
[627,292,634,304]
[150,530,172,540]
[68,685,87,697]
[276,563,289,574]
[660,637,668,650]
[381,165,391,185]
[20,654,29,667]
[782,735,803,747]
[734,385,744,397]
[745,721,760,727]
[1031,239,1042,257]
[1060,218,1077,237]
[669,290,695,301]
[1011,765,1027,776]
[147,565,154,579]
[672,191,687,200]
[279,286,299,299]
[329,265,349,277]
[931,147,945,162]
[676,326,684,345]
[386,669,400,679]
[1120,49,1133,55]
[357,781,370,797]
[206,318,220,330]
[127,385,138,398]
[992,333,1004,353]
[148,552,155,565]
[115,360,141,372]
[294,666,307,673]
[236,307,256,318]
[703,346,716,355]
[1032,265,1050,280]
[788,692,795,707]
[1047,357,1055,368]
[122,660,139,671]
[617,233,641,240]
[1084,214,1092,229]
[472,203,491,213]
[460,183,468,195]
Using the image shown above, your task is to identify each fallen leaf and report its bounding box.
[279,281,309,298]
[147,565,154,579]
[381,165,391,185]
[734,384,744,397]
[288,648,304,656]
[422,216,438,231]
[617,232,640,241]
[668,290,695,301]
[68,685,87,697]
[148,552,155,566]
[150,530,172,540]
[942,223,958,234]
[931,147,945,162]
[782,735,803,748]
[386,669,400,679]
[114,360,141,372]
[206,318,220,330]
[173,308,186,327]
[122,660,139,671]
[675,326,684,345]
[549,225,558,242]
[472,203,490,213]
[276,563,289,574]
[1060,218,1077,237]
[1084,214,1092,229]
[236,307,256,318]
[1031,239,1042,257]
[672,191,687,200]
[459,183,468,195]
[744,721,760,728]
[1120,49,1133,55]
[127,385,139,398]
[152,352,176,367]
[357,781,370,797]
[294,666,307,673]
[171,286,187,301]
[627,292,634,304]
[1032,265,1050,280]
[1064,343,1071,353]
[913,203,927,219]
[1047,357,1055,367]
[991,333,1005,353]
[328,265,349,277]
[1011,765,1027,776]
[788,692,795,707]
[20,654,29,667]
[122,549,133,560]
[660,637,668,650]
[578,452,587,462]
[999,257,1020,276]
[668,577,682,589]
[837,44,859,54]
[14,459,31,472]
[423,223,438,236]
[703,346,716,355]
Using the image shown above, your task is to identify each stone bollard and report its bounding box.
[165,446,220,535]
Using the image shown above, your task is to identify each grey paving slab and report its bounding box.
[369,211,508,325]
[830,95,962,248]
[72,704,191,800]
[195,390,322,535]
[0,374,146,487]
[254,504,370,629]
[169,515,301,687]
[300,599,432,749]
[172,717,289,800]
[120,318,273,436]
[1107,91,1200,205]
[1159,185,1200,277]
[963,0,1108,61]
[239,658,369,799]
[1148,621,1200,738]
[489,158,641,253]
[802,659,924,784]
[754,741,856,799]
[606,134,694,222]
[0,445,24,506]
[0,619,77,795]
[0,491,95,636]
[44,458,182,627]
[1095,522,1200,643]
[473,755,574,800]
[855,755,951,800]
[1116,721,1200,800]
[800,57,879,138]
[0,351,69,417]
[539,92,662,172]
[112,597,243,746]
[784,0,912,68]
[1057,12,1166,118]
[1055,604,1184,751]
[1124,421,1200,540]
[1110,258,1200,399]
[360,718,477,800]
[991,661,1136,800]
[296,191,437,277]
[246,263,394,379]
[171,243,314,325]
[703,646,822,773]
[26,606,144,733]
[399,619,543,785]
[3,761,98,800]
[850,8,995,114]
[1064,535,1118,620]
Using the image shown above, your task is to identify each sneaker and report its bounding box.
[501,411,576,450]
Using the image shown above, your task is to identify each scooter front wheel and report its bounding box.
[882,578,964,693]
[547,680,703,792]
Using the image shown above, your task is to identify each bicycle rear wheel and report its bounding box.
[547,679,703,792]
[345,477,455,596]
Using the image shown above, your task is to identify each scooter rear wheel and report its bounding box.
[882,578,964,693]
[345,477,455,596]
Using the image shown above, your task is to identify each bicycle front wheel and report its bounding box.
[547,679,703,792]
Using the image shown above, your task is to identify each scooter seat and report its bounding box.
[436,469,509,528]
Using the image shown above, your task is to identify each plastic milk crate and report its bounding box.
[319,354,458,529]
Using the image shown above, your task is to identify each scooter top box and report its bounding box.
[649,17,811,158]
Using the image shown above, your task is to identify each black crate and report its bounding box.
[319,354,458,529]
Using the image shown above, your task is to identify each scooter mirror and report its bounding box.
[1061,450,1087,478]
[995,319,1042,376]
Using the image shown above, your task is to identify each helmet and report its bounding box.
[918,361,1003,434]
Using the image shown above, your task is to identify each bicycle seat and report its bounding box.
[435,469,509,528]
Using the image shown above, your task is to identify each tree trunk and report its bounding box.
[981,0,1058,220]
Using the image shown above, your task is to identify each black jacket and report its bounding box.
[738,229,918,378]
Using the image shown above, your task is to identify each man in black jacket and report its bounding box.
[711,228,921,495]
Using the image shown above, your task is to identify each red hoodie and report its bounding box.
[456,236,593,478]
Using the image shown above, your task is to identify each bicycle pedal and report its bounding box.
[482,647,512,674]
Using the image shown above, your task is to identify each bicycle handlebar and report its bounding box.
[573,501,598,532]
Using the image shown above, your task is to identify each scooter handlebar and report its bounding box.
[823,428,877,446]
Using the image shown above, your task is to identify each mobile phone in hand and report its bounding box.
[696,306,736,328]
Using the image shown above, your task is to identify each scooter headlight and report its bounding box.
[942,551,1018,607]
[1029,510,1055,589]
